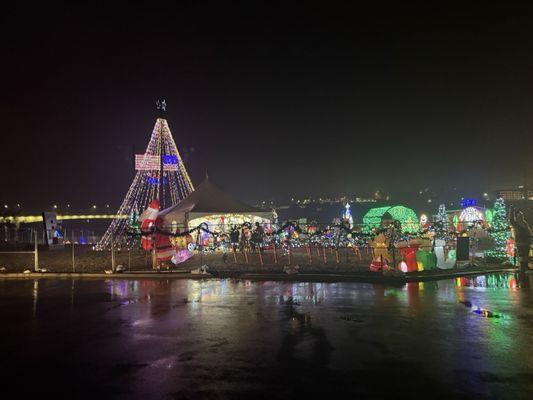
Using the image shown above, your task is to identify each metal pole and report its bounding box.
[34,230,39,272]
[159,118,164,205]
[72,230,75,272]
[391,227,396,270]
[152,234,157,270]
[128,247,131,272]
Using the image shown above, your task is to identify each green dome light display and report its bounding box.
[362,205,420,233]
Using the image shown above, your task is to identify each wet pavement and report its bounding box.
[1,273,532,399]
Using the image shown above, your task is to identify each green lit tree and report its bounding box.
[485,198,510,260]
[128,209,141,234]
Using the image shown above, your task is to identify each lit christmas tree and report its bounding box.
[128,209,141,234]
[96,100,194,250]
[484,197,510,260]
[343,203,353,228]
[435,204,449,238]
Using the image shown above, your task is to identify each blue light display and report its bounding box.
[163,155,178,164]
[146,177,168,185]
[461,198,477,208]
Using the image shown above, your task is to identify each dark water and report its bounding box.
[1,274,533,399]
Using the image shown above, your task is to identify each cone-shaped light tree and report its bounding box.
[96,101,194,250]
[435,204,449,239]
[484,197,510,260]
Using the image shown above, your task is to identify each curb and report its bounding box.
[0,268,519,283]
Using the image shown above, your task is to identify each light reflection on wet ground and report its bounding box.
[1,273,532,399]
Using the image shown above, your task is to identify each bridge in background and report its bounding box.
[0,214,128,224]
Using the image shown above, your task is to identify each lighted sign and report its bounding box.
[162,155,178,164]
[135,154,179,171]
[461,198,477,208]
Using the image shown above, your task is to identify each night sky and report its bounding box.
[2,2,533,210]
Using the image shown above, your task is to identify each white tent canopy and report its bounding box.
[158,177,272,227]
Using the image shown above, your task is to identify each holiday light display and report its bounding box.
[434,239,455,269]
[127,206,511,271]
[485,209,493,226]
[363,205,419,233]
[435,204,449,238]
[484,198,510,260]
[453,215,459,230]
[140,199,160,250]
[395,239,421,272]
[186,213,271,246]
[369,233,392,271]
[96,109,194,250]
[459,207,484,225]
[362,206,391,232]
[343,203,354,228]
[415,237,437,270]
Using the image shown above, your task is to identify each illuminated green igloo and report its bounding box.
[362,205,419,233]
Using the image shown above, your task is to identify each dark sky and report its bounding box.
[2,2,533,210]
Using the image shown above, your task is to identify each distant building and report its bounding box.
[496,188,533,202]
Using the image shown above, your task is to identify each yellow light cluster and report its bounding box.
[0,214,128,224]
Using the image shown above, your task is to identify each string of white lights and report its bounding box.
[96,117,194,250]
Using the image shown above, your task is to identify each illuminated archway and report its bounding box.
[363,205,420,233]
[459,207,484,224]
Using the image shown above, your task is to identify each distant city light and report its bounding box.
[3,205,7,209]
[53,204,58,209]
[93,205,97,209]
